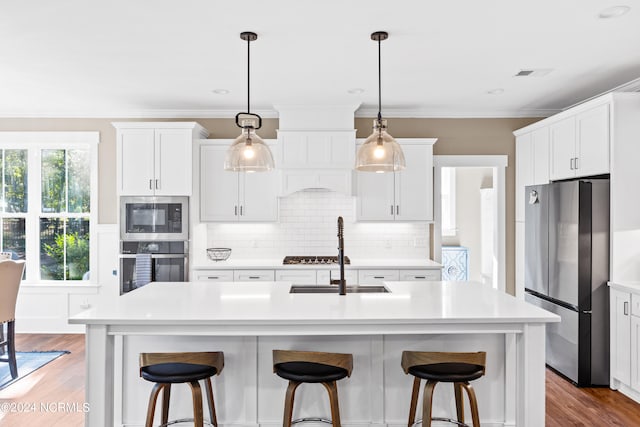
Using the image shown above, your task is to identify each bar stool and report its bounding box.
[273,349,353,427]
[401,351,486,427]
[139,351,224,427]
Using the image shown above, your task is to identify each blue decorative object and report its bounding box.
[442,246,469,281]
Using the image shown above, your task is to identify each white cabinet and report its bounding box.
[200,142,278,222]
[234,270,275,281]
[550,104,610,180]
[611,289,631,386]
[358,269,400,285]
[399,269,441,281]
[515,133,534,222]
[279,130,355,195]
[316,269,358,286]
[275,270,317,285]
[194,270,234,282]
[356,139,435,221]
[515,221,525,298]
[114,122,208,196]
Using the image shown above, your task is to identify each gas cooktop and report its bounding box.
[283,256,351,265]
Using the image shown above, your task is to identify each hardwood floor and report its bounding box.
[2,334,640,426]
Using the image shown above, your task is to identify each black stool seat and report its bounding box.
[275,361,349,383]
[408,362,485,383]
[141,362,218,383]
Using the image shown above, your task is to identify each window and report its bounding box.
[0,132,98,284]
[441,167,457,237]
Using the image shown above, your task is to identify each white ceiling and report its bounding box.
[1,0,639,118]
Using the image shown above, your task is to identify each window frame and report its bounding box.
[0,132,99,285]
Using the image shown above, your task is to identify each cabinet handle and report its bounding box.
[396,205,399,215]
[390,205,394,215]
[624,301,629,316]
[155,179,159,189]
[414,276,426,279]
[574,157,579,170]
[570,158,574,170]
[207,276,219,280]
[248,276,260,279]
[234,206,238,216]
[374,276,385,279]
[149,179,153,190]
[240,206,243,216]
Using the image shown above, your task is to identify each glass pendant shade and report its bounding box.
[224,120,274,172]
[355,119,406,172]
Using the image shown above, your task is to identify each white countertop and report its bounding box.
[192,258,443,270]
[609,280,640,293]
[70,281,557,326]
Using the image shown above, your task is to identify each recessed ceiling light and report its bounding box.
[598,5,631,19]
[347,88,365,95]
[212,89,230,95]
[487,88,504,95]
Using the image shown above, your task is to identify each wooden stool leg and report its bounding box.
[145,382,164,427]
[421,381,437,427]
[408,377,421,427]
[204,377,218,426]
[322,381,342,427]
[161,384,171,425]
[189,380,204,427]
[461,382,481,427]
[283,380,301,427]
[454,382,464,424]
[8,321,17,379]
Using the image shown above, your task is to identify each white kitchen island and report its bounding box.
[70,281,558,427]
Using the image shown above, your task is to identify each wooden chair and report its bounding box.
[139,351,224,427]
[273,349,353,427]
[0,260,26,380]
[401,351,486,427]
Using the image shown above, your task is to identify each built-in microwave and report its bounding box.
[120,196,189,241]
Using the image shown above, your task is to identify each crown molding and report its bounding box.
[0,109,280,119]
[354,107,558,118]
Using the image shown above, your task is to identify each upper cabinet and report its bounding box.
[549,103,610,181]
[199,141,279,222]
[515,128,550,222]
[278,130,356,195]
[356,139,436,221]
[114,122,208,196]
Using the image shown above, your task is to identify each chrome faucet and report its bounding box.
[330,216,347,295]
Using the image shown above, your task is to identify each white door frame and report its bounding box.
[433,155,508,293]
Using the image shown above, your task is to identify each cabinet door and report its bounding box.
[200,145,240,221]
[241,169,279,221]
[632,316,640,391]
[399,269,441,281]
[194,270,234,282]
[358,269,400,285]
[275,270,317,285]
[119,129,155,195]
[611,289,631,386]
[234,270,275,281]
[515,221,525,298]
[396,144,433,221]
[576,103,610,177]
[155,128,193,196]
[532,128,550,185]
[515,133,534,222]
[550,117,576,181]
[356,170,395,221]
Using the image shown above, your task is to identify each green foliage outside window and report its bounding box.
[42,231,90,280]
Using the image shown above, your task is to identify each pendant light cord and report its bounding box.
[377,36,382,122]
[247,36,251,115]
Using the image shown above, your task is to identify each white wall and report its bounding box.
[193,190,430,264]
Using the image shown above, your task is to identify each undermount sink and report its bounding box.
[289,285,390,294]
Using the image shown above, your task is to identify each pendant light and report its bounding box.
[224,31,275,172]
[355,31,405,173]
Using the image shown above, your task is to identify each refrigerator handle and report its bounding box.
[624,301,629,316]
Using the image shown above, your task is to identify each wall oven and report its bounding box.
[119,241,188,294]
[120,196,189,241]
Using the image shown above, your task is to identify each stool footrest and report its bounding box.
[159,417,215,427]
[292,417,333,425]
[412,417,470,427]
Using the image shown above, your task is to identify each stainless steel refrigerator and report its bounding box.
[524,179,610,386]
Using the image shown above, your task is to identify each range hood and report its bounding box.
[276,104,359,196]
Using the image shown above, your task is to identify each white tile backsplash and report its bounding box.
[202,190,430,260]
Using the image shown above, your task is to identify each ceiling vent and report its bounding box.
[514,69,553,77]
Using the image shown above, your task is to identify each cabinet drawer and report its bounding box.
[195,270,234,282]
[358,269,400,285]
[316,270,358,286]
[234,270,275,281]
[399,269,441,281]
[631,294,640,317]
[275,270,317,285]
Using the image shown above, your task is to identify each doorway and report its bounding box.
[433,156,508,292]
